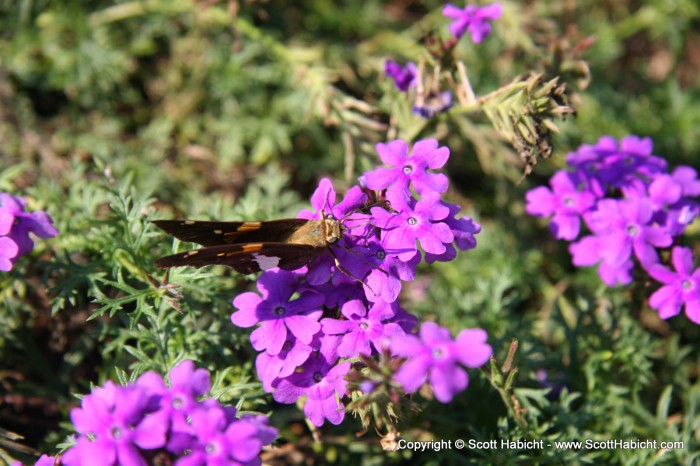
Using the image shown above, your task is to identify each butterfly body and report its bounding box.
[153,217,343,274]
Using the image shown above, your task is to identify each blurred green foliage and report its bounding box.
[1,0,699,465]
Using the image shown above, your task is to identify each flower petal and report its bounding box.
[649,285,682,319]
[376,140,408,166]
[672,246,695,277]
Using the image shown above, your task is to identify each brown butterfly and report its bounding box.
[153,217,343,274]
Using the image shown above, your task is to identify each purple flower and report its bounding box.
[425,202,481,263]
[567,135,667,196]
[648,174,682,209]
[363,139,449,197]
[136,360,211,439]
[313,281,367,314]
[10,455,57,466]
[643,173,694,237]
[442,3,503,43]
[391,304,420,334]
[642,173,683,221]
[662,166,700,236]
[0,193,58,271]
[672,166,700,197]
[338,292,369,318]
[255,336,314,391]
[664,203,699,238]
[297,178,367,223]
[360,236,420,303]
[236,413,278,449]
[648,246,700,323]
[391,322,492,403]
[173,405,266,466]
[384,60,417,92]
[231,269,324,355]
[0,236,19,271]
[62,382,169,466]
[525,170,596,240]
[35,457,55,466]
[372,191,454,261]
[582,198,672,269]
[569,235,635,286]
[273,342,351,426]
[321,301,404,358]
[359,381,376,394]
[412,91,453,119]
[445,203,480,251]
[534,369,567,400]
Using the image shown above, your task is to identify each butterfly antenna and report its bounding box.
[320,184,334,220]
[339,211,371,223]
[342,218,376,232]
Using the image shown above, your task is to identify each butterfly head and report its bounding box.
[324,217,343,245]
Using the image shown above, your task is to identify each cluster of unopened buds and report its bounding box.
[526,135,700,323]
[231,138,493,426]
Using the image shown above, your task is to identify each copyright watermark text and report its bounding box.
[394,438,684,452]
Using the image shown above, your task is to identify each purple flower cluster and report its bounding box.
[52,361,276,466]
[442,3,503,43]
[231,138,491,425]
[525,135,700,323]
[0,193,58,271]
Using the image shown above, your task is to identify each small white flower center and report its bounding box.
[172,396,184,410]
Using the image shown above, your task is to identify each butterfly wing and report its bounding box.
[152,219,310,246]
[155,242,324,274]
